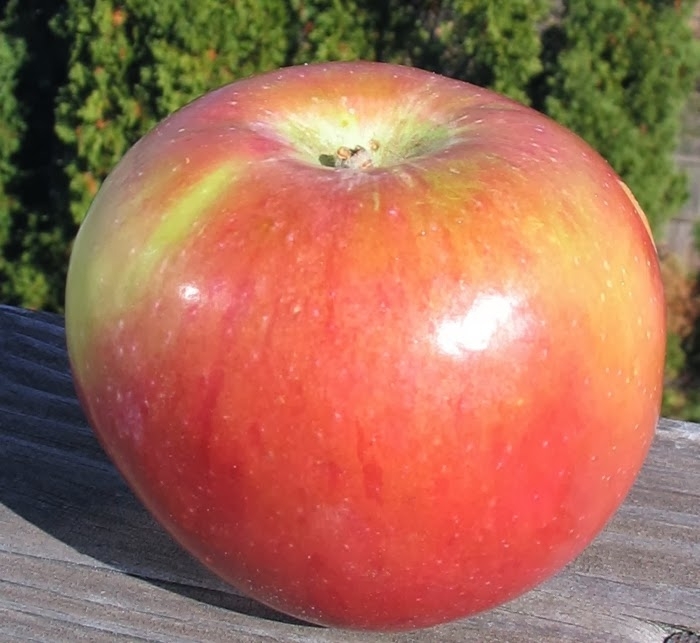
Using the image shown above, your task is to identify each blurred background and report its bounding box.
[2,0,700,420]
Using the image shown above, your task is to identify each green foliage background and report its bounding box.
[1,0,698,310]
[3,1,700,422]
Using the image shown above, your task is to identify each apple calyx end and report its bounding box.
[319,139,380,170]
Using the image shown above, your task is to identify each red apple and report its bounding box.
[65,61,665,631]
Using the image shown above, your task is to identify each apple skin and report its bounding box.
[65,61,665,631]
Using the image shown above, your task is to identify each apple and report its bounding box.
[65,61,665,631]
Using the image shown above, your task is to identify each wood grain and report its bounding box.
[1,304,698,642]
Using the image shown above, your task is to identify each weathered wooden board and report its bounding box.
[1,304,698,642]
